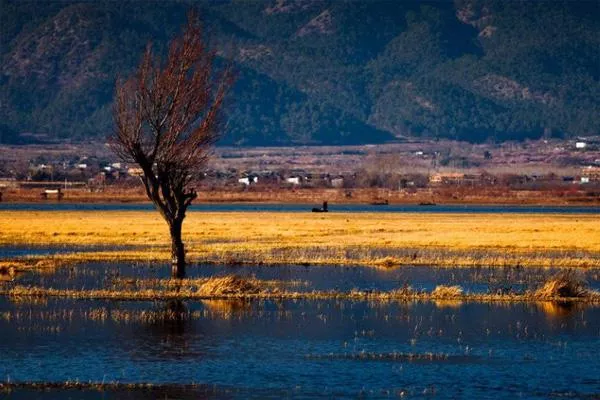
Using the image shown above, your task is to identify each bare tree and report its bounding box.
[111,13,234,279]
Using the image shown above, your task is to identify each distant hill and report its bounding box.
[1,0,599,145]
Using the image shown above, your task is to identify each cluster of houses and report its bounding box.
[574,136,600,151]
[236,171,346,188]
[2,144,599,197]
[580,166,600,184]
[234,166,600,189]
[99,162,143,177]
[429,167,600,186]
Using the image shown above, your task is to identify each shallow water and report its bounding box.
[4,262,599,294]
[0,245,134,260]
[0,298,599,399]
[1,202,599,213]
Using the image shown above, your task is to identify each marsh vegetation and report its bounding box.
[1,209,599,398]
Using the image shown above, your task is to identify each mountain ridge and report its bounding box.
[1,0,599,145]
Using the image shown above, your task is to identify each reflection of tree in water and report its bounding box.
[148,300,194,359]
[125,300,203,361]
[123,299,257,362]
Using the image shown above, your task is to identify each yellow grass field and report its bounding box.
[0,211,599,268]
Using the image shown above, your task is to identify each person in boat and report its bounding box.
[312,201,328,212]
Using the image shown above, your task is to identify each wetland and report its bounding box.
[1,207,599,398]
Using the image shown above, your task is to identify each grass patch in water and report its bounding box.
[2,274,599,303]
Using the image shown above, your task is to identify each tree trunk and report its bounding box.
[169,218,186,279]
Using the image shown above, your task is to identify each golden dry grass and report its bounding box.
[534,271,590,298]
[0,211,599,268]
[431,285,464,298]
[2,275,599,303]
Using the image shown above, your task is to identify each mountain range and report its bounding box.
[1,0,599,145]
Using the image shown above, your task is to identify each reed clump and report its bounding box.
[534,271,591,299]
[431,285,464,298]
[197,275,262,296]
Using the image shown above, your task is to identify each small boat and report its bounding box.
[418,201,436,206]
[312,201,328,212]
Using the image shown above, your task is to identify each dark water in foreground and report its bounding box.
[0,298,599,399]
[1,202,599,213]
[5,261,600,294]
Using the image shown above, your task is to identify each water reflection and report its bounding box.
[127,300,198,362]
[432,299,464,309]
[537,301,582,319]
[1,298,598,399]
[201,299,252,318]
[0,266,17,282]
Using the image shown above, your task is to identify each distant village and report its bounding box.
[0,137,599,200]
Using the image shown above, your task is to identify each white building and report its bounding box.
[285,177,301,185]
[238,176,258,185]
[575,142,587,149]
[331,177,344,188]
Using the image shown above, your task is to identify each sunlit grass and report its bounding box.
[2,274,599,303]
[1,211,599,268]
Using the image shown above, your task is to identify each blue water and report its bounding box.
[0,298,598,399]
[0,245,134,259]
[1,202,599,213]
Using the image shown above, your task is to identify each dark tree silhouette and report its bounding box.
[111,13,234,278]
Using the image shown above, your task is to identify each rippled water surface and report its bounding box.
[0,298,599,399]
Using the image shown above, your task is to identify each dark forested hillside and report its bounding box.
[1,0,599,145]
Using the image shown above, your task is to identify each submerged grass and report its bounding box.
[304,352,472,362]
[1,211,599,268]
[0,382,228,396]
[2,274,599,303]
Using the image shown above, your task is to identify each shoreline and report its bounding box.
[1,187,599,206]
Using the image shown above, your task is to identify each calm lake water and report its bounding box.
[1,298,598,399]
[1,202,599,213]
[4,262,600,294]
